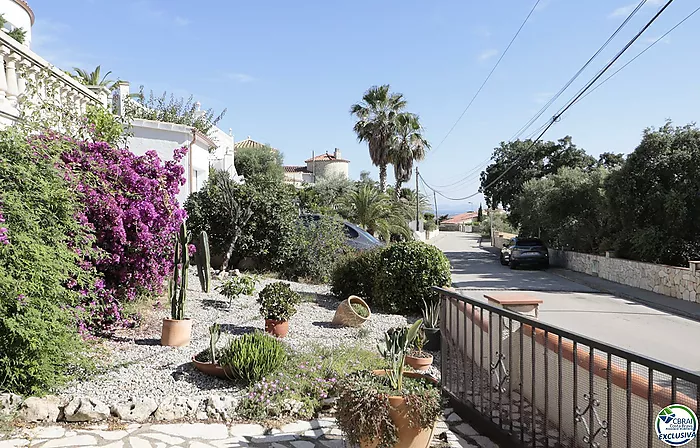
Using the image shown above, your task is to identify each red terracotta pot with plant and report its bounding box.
[191,322,227,378]
[335,320,442,448]
[257,282,300,338]
[404,329,433,372]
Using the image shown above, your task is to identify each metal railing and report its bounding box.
[435,287,700,448]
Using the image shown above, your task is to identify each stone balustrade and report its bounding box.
[0,31,107,124]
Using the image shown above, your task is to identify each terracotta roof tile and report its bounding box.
[304,152,349,163]
[442,212,478,224]
[283,165,309,173]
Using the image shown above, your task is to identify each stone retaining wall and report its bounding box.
[549,249,700,303]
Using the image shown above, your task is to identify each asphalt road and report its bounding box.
[432,231,700,376]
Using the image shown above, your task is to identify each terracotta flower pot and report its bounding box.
[332,295,371,327]
[161,318,192,347]
[265,319,289,338]
[361,370,438,448]
[405,352,434,372]
[191,357,227,379]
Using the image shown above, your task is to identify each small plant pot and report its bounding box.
[405,352,434,372]
[363,370,438,448]
[191,357,227,379]
[161,318,192,347]
[265,319,289,338]
[423,328,441,352]
[332,295,371,327]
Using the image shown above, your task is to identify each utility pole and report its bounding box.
[490,197,495,247]
[433,191,438,225]
[415,167,420,232]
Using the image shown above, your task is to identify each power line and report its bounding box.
[572,5,700,107]
[428,0,542,158]
[422,0,649,194]
[508,0,649,142]
[422,0,676,201]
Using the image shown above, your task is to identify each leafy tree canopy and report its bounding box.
[234,144,284,183]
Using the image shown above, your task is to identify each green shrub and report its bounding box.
[216,274,257,306]
[0,129,95,395]
[373,241,451,314]
[237,344,385,421]
[220,332,286,386]
[330,249,380,302]
[280,216,350,283]
[257,282,301,321]
[351,302,369,318]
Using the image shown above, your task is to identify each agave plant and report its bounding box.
[422,298,440,329]
[377,319,422,390]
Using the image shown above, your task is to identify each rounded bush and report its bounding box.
[257,282,301,321]
[372,241,451,314]
[220,332,287,386]
[330,249,380,303]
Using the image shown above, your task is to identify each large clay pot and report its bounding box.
[161,318,192,347]
[332,295,371,327]
[265,319,289,338]
[405,353,434,372]
[361,371,438,448]
[423,328,441,352]
[191,357,227,379]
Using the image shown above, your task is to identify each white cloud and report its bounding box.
[609,0,663,18]
[226,73,255,83]
[477,49,498,61]
[130,0,190,26]
[472,26,491,39]
[174,16,190,26]
[641,35,671,45]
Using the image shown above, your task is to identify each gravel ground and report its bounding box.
[58,273,413,403]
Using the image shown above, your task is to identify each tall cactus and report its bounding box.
[170,221,191,320]
[196,230,211,293]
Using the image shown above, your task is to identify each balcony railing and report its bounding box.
[0,31,107,123]
[435,286,700,448]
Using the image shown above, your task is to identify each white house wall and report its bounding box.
[0,0,33,46]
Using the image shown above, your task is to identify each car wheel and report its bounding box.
[500,255,508,266]
[510,261,518,270]
[541,260,550,269]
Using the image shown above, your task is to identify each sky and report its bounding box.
[28,0,700,215]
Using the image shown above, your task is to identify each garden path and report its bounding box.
[0,409,498,448]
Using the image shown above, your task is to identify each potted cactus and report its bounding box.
[421,299,440,352]
[405,329,434,371]
[192,323,227,378]
[161,221,209,346]
[257,282,300,338]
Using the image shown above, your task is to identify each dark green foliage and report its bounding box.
[280,216,350,283]
[0,130,94,395]
[234,145,284,181]
[330,249,381,302]
[372,241,451,314]
[195,231,211,293]
[480,136,595,226]
[335,371,441,448]
[185,170,298,271]
[6,28,26,44]
[519,167,609,253]
[257,282,301,321]
[606,122,700,265]
[477,204,483,222]
[216,275,257,306]
[220,332,287,386]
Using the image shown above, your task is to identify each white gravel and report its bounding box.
[57,273,411,403]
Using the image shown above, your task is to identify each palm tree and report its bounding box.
[389,112,430,201]
[71,66,115,89]
[350,85,407,192]
[343,184,412,241]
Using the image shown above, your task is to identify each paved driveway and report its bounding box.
[432,232,700,374]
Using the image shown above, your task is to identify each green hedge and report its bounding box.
[330,241,451,314]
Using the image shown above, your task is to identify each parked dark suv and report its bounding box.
[500,237,549,269]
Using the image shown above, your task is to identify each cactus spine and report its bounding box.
[196,230,211,293]
[170,221,190,320]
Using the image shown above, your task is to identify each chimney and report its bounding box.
[334,148,341,160]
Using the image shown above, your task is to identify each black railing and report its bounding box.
[435,286,700,448]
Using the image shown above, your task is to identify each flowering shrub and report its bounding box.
[57,138,187,329]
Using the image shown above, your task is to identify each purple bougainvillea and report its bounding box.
[30,134,188,334]
[0,204,9,245]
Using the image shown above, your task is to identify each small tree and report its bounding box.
[234,144,284,182]
[477,204,483,222]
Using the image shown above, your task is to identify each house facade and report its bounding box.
[283,148,350,187]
